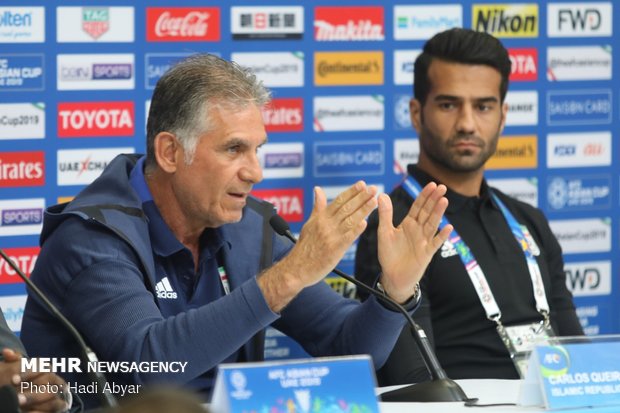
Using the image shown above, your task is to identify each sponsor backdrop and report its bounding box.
[0,1,618,360]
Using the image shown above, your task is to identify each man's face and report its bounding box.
[410,59,507,173]
[172,104,267,228]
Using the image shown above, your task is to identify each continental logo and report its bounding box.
[314,51,383,86]
[486,135,537,169]
[473,4,538,38]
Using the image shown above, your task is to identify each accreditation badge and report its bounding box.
[497,321,556,378]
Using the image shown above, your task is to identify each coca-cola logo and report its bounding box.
[0,151,45,188]
[262,98,304,132]
[147,7,221,42]
[58,102,135,137]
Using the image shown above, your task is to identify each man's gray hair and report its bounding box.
[145,53,271,170]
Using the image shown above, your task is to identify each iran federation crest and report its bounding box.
[82,7,110,40]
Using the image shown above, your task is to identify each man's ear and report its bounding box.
[499,101,508,134]
[153,132,181,173]
[409,98,423,134]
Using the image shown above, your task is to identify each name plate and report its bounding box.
[519,336,620,410]
[211,355,379,413]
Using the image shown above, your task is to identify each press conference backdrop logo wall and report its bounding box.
[0,54,44,91]
[57,147,134,186]
[486,135,537,169]
[313,141,384,177]
[145,53,191,90]
[313,95,384,132]
[547,3,613,38]
[546,175,611,212]
[472,3,539,38]
[314,6,384,41]
[488,177,538,207]
[262,98,303,133]
[0,7,44,43]
[231,6,303,40]
[146,7,221,42]
[550,218,611,254]
[314,51,383,86]
[0,151,44,188]
[56,7,134,42]
[252,188,304,223]
[393,138,419,175]
[546,89,612,126]
[564,261,611,297]
[576,306,603,336]
[0,103,44,139]
[505,91,538,126]
[0,246,39,285]
[508,48,538,81]
[547,132,611,168]
[57,54,135,90]
[231,52,304,88]
[393,49,421,86]
[393,95,412,130]
[394,5,462,40]
[57,101,135,138]
[258,143,304,179]
[0,295,27,332]
[0,199,45,237]
[547,46,612,81]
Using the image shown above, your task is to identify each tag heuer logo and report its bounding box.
[82,8,110,39]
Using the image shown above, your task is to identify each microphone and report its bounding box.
[269,214,475,403]
[0,248,118,408]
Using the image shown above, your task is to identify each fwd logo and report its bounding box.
[558,8,600,31]
[155,276,178,299]
[564,261,610,297]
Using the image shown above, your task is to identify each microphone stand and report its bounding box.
[269,215,475,403]
[0,248,118,408]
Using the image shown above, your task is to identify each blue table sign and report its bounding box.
[211,355,380,413]
[518,336,620,410]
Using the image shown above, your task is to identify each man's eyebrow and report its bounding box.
[433,95,499,103]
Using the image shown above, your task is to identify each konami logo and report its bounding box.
[0,151,44,187]
[314,6,384,41]
[508,48,538,81]
[0,246,39,284]
[58,101,134,137]
[262,98,303,133]
[252,189,303,223]
[146,7,220,42]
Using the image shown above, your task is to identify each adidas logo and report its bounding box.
[155,277,178,299]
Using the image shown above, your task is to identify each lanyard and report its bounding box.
[403,176,550,324]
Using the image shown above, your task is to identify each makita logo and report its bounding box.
[58,102,134,137]
[252,189,303,222]
[1,208,42,226]
[262,98,303,132]
[0,247,39,284]
[508,48,537,81]
[264,153,302,168]
[0,10,32,27]
[314,6,384,41]
[0,151,44,188]
[474,5,538,37]
[147,8,220,42]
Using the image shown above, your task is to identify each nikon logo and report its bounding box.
[473,4,538,38]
